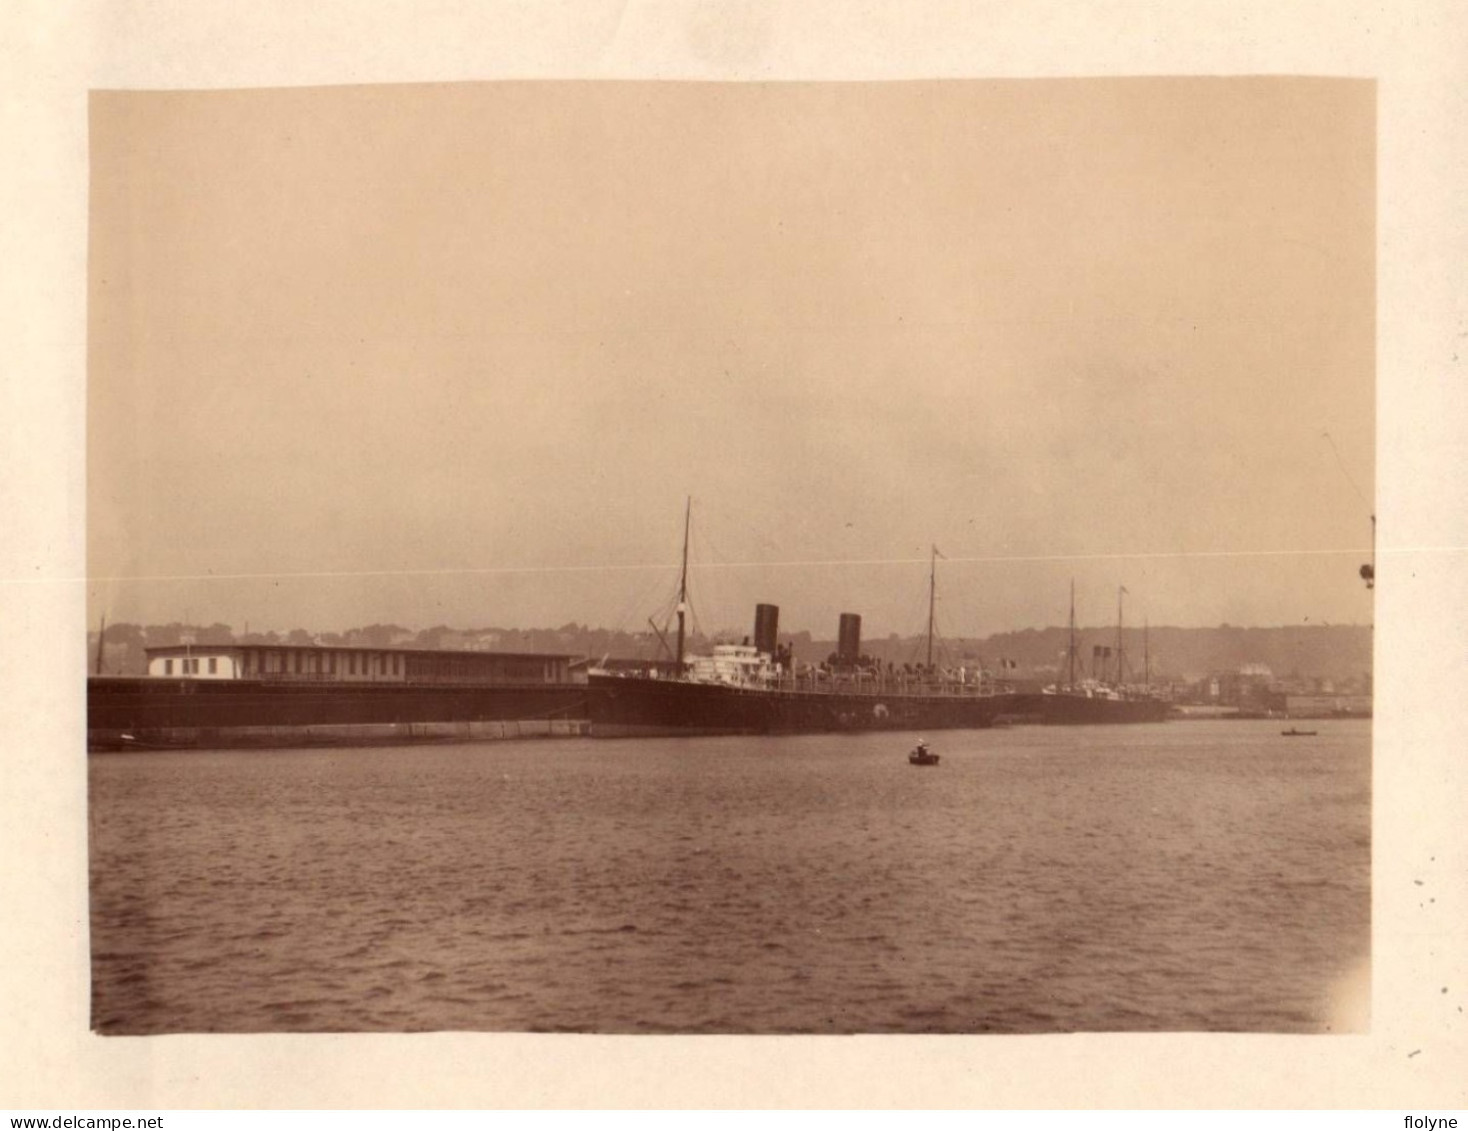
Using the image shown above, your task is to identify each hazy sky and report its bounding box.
[88,78,1375,638]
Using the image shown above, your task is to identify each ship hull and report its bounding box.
[88,676,589,750]
[588,674,1009,738]
[1009,691,1171,725]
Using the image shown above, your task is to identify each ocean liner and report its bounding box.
[587,503,1011,738]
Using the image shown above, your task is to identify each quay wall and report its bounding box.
[89,717,590,751]
[87,676,591,751]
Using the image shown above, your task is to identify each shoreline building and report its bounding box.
[143,643,579,686]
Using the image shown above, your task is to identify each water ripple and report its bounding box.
[89,720,1371,1034]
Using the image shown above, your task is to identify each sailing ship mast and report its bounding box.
[1067,580,1077,690]
[95,613,106,676]
[1116,587,1125,686]
[926,545,937,670]
[674,496,691,675]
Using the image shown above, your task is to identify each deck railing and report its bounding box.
[593,667,1012,697]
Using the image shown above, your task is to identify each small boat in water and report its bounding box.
[1281,727,1318,737]
[908,740,940,766]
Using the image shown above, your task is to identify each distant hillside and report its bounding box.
[89,619,1371,684]
[928,624,1373,684]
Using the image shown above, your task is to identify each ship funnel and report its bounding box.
[838,613,862,664]
[754,604,779,656]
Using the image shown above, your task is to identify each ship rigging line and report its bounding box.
[1321,430,1369,509]
[86,545,1384,586]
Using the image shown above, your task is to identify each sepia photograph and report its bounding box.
[84,77,1377,1037]
[5,0,1468,1114]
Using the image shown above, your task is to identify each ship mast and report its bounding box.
[95,612,106,676]
[926,545,937,670]
[1144,617,1150,690]
[1115,586,1125,686]
[1068,580,1077,690]
[674,496,691,675]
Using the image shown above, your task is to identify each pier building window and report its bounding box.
[208,657,217,674]
[164,659,173,675]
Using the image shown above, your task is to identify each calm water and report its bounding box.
[88,720,1370,1034]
